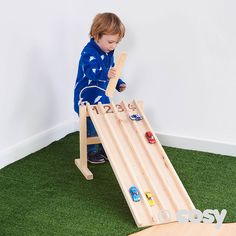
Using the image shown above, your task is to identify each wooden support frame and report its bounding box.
[74,103,101,180]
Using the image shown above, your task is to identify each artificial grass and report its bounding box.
[0,132,235,236]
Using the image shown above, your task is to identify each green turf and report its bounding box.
[0,132,235,235]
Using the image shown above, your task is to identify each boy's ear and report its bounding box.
[94,34,99,42]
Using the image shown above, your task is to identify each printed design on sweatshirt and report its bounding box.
[78,85,106,105]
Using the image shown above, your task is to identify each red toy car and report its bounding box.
[145,131,156,144]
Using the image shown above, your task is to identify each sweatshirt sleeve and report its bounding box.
[82,53,109,82]
[116,78,126,91]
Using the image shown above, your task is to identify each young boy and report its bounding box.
[74,13,126,164]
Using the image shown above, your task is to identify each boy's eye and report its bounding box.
[108,41,119,44]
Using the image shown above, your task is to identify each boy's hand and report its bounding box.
[119,83,126,92]
[108,67,117,79]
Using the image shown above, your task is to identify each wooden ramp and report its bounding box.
[129,222,236,236]
[83,100,195,227]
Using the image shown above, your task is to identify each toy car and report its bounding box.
[129,114,143,121]
[145,131,156,144]
[145,192,155,206]
[129,186,141,202]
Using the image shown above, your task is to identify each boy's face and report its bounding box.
[95,34,120,53]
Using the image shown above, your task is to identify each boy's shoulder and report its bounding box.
[82,39,100,55]
[81,47,101,65]
[80,41,99,62]
[81,38,114,59]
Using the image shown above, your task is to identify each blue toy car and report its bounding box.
[129,186,141,202]
[129,114,143,121]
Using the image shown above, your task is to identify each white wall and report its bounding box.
[117,0,236,156]
[1,0,236,168]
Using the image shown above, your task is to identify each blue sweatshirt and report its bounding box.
[74,38,125,114]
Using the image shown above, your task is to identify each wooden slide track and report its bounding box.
[75,100,195,228]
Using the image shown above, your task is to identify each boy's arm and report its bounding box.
[82,53,109,82]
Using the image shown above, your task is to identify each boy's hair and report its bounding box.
[90,12,125,40]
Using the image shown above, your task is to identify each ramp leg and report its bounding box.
[75,104,93,180]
